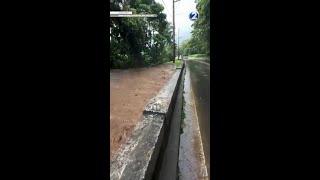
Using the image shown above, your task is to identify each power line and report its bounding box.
[173,0,175,63]
[161,0,173,19]
[175,12,185,16]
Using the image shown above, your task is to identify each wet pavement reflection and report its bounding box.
[187,59,210,177]
[179,65,208,180]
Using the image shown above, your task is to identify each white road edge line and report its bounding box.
[190,73,209,179]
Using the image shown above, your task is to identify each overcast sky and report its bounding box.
[155,0,197,44]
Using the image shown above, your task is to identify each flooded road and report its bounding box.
[186,58,210,178]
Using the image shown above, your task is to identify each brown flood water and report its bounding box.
[110,64,175,160]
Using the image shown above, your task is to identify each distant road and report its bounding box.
[188,59,210,66]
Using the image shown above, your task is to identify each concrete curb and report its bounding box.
[155,60,186,180]
[110,62,185,180]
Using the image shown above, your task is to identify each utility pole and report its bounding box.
[173,0,180,63]
[177,28,179,60]
[173,0,175,63]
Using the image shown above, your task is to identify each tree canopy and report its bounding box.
[110,0,173,68]
[180,0,210,56]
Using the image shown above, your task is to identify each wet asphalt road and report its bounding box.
[186,58,210,177]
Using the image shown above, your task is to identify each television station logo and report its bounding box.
[189,11,199,21]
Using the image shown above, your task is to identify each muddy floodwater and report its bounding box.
[110,64,175,159]
[179,66,208,180]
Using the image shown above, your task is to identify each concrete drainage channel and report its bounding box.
[110,61,186,180]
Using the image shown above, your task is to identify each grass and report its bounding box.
[174,59,183,69]
[187,54,210,62]
[189,54,207,58]
[164,59,183,68]
[175,59,182,67]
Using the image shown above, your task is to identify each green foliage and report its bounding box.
[179,0,210,56]
[110,1,173,68]
[189,54,207,58]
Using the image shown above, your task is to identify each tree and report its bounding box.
[110,0,173,68]
[180,0,210,56]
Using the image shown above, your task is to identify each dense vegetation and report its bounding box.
[180,0,210,57]
[110,0,173,68]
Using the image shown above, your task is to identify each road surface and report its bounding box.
[186,58,210,178]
